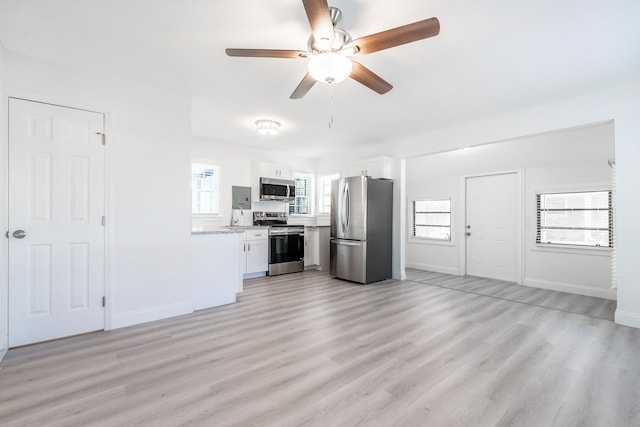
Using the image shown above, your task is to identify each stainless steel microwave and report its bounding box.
[259,177,296,202]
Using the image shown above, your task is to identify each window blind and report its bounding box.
[537,190,612,247]
[412,199,451,240]
[192,163,219,214]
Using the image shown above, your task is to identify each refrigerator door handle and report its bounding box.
[344,182,350,233]
[332,239,362,247]
[340,182,348,235]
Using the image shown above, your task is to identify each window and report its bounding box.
[317,173,339,215]
[192,163,219,215]
[412,199,451,240]
[289,173,313,215]
[537,190,612,247]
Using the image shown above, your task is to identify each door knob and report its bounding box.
[13,230,27,239]
[466,232,471,236]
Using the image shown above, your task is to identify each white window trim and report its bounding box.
[192,163,221,217]
[408,198,453,244]
[290,172,314,217]
[532,183,612,255]
[316,172,339,216]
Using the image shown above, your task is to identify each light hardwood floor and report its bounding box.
[1,270,637,426]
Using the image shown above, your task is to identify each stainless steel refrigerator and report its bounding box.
[330,176,393,284]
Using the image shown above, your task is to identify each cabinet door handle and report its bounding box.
[248,243,251,251]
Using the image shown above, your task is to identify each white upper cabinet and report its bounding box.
[350,156,393,179]
[304,226,316,267]
[254,161,293,180]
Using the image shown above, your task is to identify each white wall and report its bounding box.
[406,123,615,299]
[406,175,462,275]
[0,43,8,357]
[191,138,316,226]
[524,162,613,298]
[2,51,193,330]
[318,83,640,327]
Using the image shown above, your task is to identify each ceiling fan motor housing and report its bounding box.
[307,27,352,54]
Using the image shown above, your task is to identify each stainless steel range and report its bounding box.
[254,212,304,276]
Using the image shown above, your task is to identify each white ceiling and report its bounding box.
[1,0,639,158]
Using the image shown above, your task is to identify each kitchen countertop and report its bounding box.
[191,225,271,235]
[191,226,245,235]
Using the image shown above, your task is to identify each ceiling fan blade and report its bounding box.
[290,73,317,99]
[225,48,308,59]
[302,0,334,44]
[351,17,440,55]
[350,61,393,94]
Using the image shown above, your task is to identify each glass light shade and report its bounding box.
[255,119,280,135]
[308,52,353,84]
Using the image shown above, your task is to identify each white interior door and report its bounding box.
[8,98,105,347]
[465,173,518,282]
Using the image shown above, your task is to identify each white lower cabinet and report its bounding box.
[304,227,316,268]
[243,229,269,276]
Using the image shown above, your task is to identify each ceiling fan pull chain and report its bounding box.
[329,85,335,129]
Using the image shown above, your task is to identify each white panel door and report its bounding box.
[8,98,105,347]
[466,173,517,282]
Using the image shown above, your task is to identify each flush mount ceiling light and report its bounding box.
[255,119,281,135]
[307,51,353,84]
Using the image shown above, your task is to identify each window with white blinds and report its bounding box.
[317,173,339,215]
[192,163,219,215]
[290,173,313,215]
[537,190,612,247]
[412,199,451,240]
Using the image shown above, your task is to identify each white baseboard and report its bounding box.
[405,262,461,276]
[615,310,640,328]
[524,278,617,300]
[0,337,9,362]
[393,269,407,281]
[193,294,236,311]
[110,300,193,330]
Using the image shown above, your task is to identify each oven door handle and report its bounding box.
[269,231,305,237]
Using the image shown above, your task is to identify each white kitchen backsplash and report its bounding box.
[251,200,288,213]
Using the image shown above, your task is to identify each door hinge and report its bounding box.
[102,296,106,307]
[101,215,106,226]
[96,132,106,145]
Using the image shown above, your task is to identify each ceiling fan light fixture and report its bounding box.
[255,119,281,135]
[308,51,353,84]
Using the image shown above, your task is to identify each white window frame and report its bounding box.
[410,198,452,242]
[192,163,220,217]
[317,173,339,216]
[289,172,314,216]
[536,189,613,250]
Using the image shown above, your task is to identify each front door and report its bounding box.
[465,173,518,282]
[8,98,105,347]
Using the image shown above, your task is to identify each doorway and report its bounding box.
[465,173,518,282]
[8,98,106,347]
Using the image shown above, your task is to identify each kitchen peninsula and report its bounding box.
[191,226,245,310]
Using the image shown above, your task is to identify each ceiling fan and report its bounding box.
[225,0,440,99]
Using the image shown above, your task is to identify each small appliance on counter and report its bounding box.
[254,212,305,276]
[330,176,393,284]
